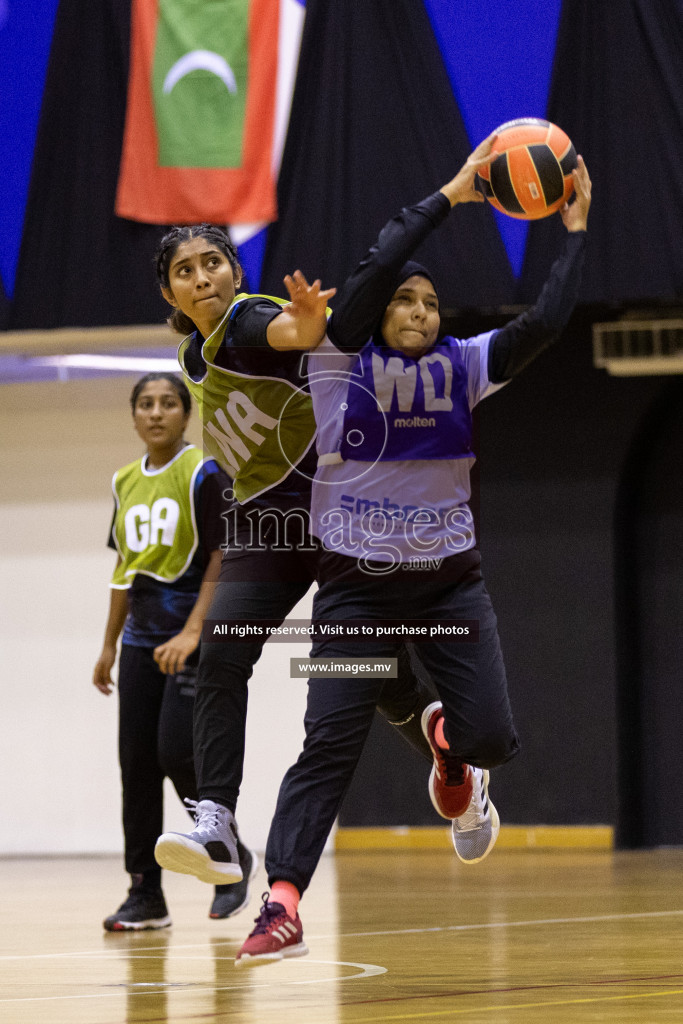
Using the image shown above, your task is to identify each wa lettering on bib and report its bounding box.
[178,294,317,503]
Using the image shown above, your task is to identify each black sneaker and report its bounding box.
[209,843,259,919]
[103,885,171,932]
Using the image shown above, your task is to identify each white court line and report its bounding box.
[323,907,683,940]
[1,907,682,964]
[0,960,386,1004]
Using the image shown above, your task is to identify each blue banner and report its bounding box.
[0,0,60,298]
[423,0,563,276]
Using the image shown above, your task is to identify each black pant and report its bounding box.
[195,512,435,811]
[264,556,520,895]
[118,644,198,876]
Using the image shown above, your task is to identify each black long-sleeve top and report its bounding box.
[327,191,586,382]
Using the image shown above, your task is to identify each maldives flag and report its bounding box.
[115,0,279,224]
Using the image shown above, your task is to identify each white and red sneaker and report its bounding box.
[451,766,500,864]
[235,893,308,967]
[421,702,473,819]
[421,702,500,864]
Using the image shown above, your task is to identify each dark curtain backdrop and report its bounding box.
[8,0,683,329]
[9,0,170,330]
[521,0,683,305]
[0,277,8,330]
[259,0,515,309]
[615,381,683,847]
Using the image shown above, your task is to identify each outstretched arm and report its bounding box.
[488,157,592,384]
[327,136,498,353]
[265,272,336,351]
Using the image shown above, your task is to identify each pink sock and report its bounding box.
[270,881,300,919]
[435,717,450,750]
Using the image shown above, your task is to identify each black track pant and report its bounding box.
[265,559,520,895]
[194,526,436,812]
[118,644,198,875]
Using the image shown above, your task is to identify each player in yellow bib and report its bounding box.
[93,373,255,930]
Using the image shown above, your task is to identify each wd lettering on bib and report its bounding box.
[340,339,474,463]
[371,352,454,413]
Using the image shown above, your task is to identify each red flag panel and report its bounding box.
[115,0,279,225]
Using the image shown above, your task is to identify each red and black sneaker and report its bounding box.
[421,701,474,819]
[235,893,308,966]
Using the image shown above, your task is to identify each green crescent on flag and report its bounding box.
[152,0,249,168]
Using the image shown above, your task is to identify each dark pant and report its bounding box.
[195,579,310,811]
[118,644,198,876]
[264,560,520,895]
[194,515,436,811]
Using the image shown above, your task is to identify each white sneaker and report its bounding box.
[451,768,500,864]
[155,799,243,885]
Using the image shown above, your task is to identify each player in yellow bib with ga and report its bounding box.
[92,373,256,930]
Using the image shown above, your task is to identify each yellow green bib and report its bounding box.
[177,293,316,503]
[111,445,205,588]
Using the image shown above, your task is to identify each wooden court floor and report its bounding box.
[2,846,683,1023]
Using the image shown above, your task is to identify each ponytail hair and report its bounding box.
[153,224,242,336]
[168,307,198,337]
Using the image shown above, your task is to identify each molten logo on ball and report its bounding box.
[478,118,577,220]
